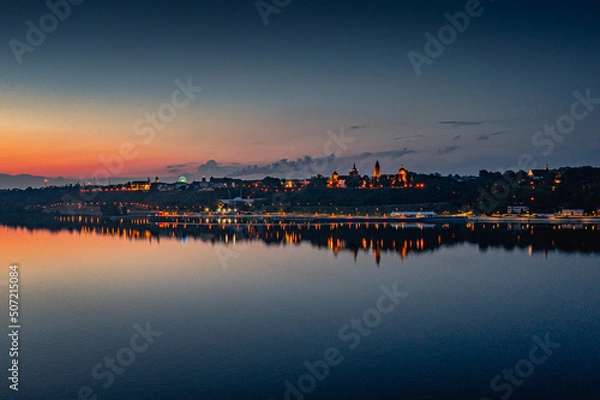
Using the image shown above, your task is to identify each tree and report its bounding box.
[100,204,122,216]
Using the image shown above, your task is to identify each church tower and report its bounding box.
[398,164,407,184]
[374,160,381,179]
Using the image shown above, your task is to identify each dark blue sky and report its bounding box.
[1,0,599,180]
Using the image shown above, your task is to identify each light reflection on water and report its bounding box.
[0,223,598,399]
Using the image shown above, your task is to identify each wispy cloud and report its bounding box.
[439,120,484,128]
[395,134,422,141]
[166,163,192,169]
[356,148,417,159]
[436,146,459,156]
[477,131,505,141]
[164,162,200,174]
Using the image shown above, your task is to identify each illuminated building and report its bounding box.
[328,165,361,188]
[507,205,529,214]
[397,164,407,184]
[528,164,550,180]
[327,161,424,189]
[129,178,151,191]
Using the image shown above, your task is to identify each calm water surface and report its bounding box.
[0,222,599,399]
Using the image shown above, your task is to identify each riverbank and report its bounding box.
[470,216,600,224]
[150,213,600,225]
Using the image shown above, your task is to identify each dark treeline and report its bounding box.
[0,166,599,215]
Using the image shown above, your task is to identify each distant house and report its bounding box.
[210,177,243,188]
[561,209,584,216]
[328,164,360,188]
[129,179,151,191]
[193,176,213,191]
[528,164,550,180]
[328,171,348,188]
[507,205,529,214]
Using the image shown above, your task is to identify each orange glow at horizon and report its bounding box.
[0,88,331,178]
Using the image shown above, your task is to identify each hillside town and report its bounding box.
[1,164,599,219]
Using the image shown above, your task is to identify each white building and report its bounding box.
[507,205,529,214]
[561,209,584,216]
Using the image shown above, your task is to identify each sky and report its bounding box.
[1,0,599,186]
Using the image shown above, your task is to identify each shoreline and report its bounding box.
[4,210,600,227]
[148,213,600,225]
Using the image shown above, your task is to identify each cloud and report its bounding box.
[182,147,419,181]
[356,148,417,159]
[196,160,241,177]
[452,134,462,141]
[200,160,218,169]
[227,148,417,179]
[437,146,459,156]
[162,162,202,175]
[439,120,484,128]
[349,124,368,130]
[231,155,337,178]
[166,163,190,169]
[477,131,505,141]
[395,134,422,141]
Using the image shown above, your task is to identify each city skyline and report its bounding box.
[1,0,599,186]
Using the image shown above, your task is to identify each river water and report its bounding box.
[0,222,598,399]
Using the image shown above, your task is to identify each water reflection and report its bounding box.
[1,218,599,400]
[3,217,600,263]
